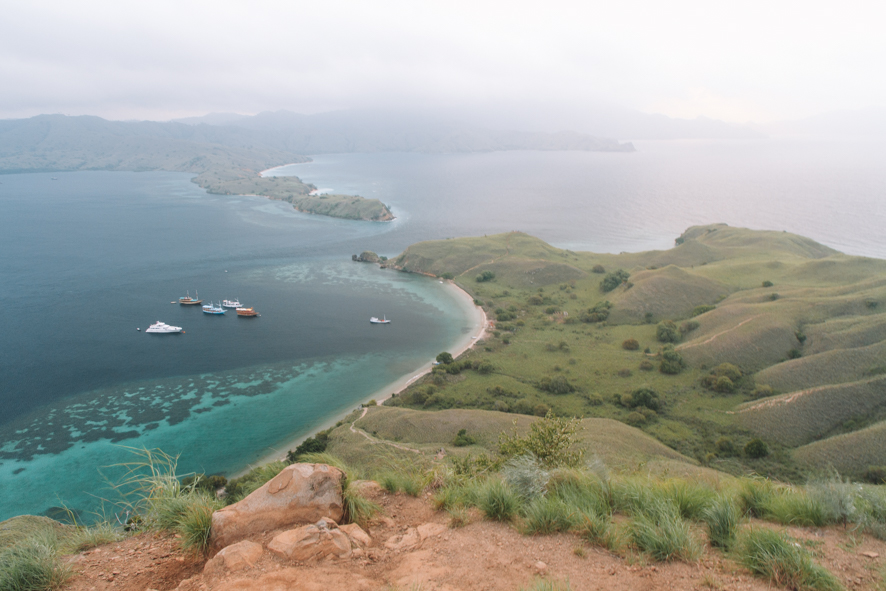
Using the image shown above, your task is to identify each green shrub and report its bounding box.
[737,528,843,591]
[680,320,700,334]
[622,338,640,350]
[769,293,780,301]
[659,346,684,375]
[436,351,454,364]
[600,269,630,292]
[715,437,737,456]
[863,466,886,485]
[763,492,827,527]
[537,375,576,394]
[665,480,716,520]
[499,412,584,468]
[703,495,740,550]
[452,429,477,447]
[745,438,770,459]
[762,280,774,287]
[579,301,611,323]
[478,480,522,521]
[751,384,774,399]
[787,348,802,359]
[621,387,661,411]
[476,270,496,282]
[738,479,778,518]
[592,264,606,274]
[639,360,654,371]
[656,320,680,343]
[691,304,716,317]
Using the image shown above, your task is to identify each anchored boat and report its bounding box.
[145,321,183,334]
[202,301,226,314]
[236,307,259,317]
[222,299,242,308]
[179,290,203,305]
[370,316,391,324]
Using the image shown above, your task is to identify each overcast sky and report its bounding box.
[1,0,884,124]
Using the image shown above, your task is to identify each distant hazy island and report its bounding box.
[0,112,635,222]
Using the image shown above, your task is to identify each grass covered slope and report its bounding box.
[382,225,886,481]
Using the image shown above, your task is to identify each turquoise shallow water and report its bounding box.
[0,172,476,521]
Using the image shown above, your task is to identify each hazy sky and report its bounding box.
[1,0,884,124]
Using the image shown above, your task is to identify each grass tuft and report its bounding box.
[62,522,125,553]
[628,499,701,562]
[0,531,72,591]
[737,528,843,591]
[522,496,576,535]
[702,494,740,551]
[477,479,522,522]
[519,579,573,591]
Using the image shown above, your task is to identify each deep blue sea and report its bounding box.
[1,138,885,521]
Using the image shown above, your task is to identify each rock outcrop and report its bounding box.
[268,518,353,562]
[203,540,263,577]
[210,463,344,550]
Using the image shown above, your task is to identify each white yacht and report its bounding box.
[145,321,183,334]
[370,316,391,324]
[222,299,242,308]
[203,301,226,314]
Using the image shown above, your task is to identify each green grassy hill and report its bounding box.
[381,225,886,481]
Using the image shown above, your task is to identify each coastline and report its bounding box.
[237,278,487,475]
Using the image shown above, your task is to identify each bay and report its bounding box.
[2,138,885,521]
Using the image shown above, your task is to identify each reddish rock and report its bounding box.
[204,540,263,577]
[268,520,352,561]
[210,463,344,550]
[339,523,372,547]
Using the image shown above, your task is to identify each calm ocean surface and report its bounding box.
[1,138,884,520]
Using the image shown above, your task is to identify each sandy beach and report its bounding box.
[239,279,487,473]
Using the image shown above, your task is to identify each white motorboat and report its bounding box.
[370,316,391,324]
[223,299,242,308]
[145,321,183,334]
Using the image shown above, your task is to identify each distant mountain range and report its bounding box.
[754,107,886,139]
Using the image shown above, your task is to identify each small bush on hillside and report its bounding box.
[751,384,774,399]
[745,438,770,459]
[656,320,680,343]
[592,264,606,274]
[659,346,685,375]
[715,437,737,456]
[769,293,780,301]
[737,528,842,591]
[639,359,654,371]
[579,301,611,323]
[680,320,700,334]
[863,466,886,485]
[787,348,802,359]
[621,387,661,411]
[499,412,584,468]
[476,270,496,282]
[537,375,576,394]
[617,368,633,378]
[622,338,640,350]
[600,269,630,293]
[626,411,646,426]
[691,304,716,317]
[701,363,743,392]
[761,280,774,287]
[436,351,454,364]
[452,428,477,447]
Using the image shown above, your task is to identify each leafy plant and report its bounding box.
[737,528,842,591]
[600,269,630,293]
[499,412,584,468]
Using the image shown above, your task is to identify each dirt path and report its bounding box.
[350,408,422,455]
[677,314,762,350]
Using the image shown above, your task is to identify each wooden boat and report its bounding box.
[179,290,203,305]
[236,307,259,317]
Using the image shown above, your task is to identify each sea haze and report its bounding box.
[1,138,884,521]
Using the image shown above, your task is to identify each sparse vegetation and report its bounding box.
[737,528,843,591]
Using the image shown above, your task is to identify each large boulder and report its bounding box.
[203,540,263,577]
[210,463,344,550]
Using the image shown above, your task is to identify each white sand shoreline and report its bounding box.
[235,278,487,475]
